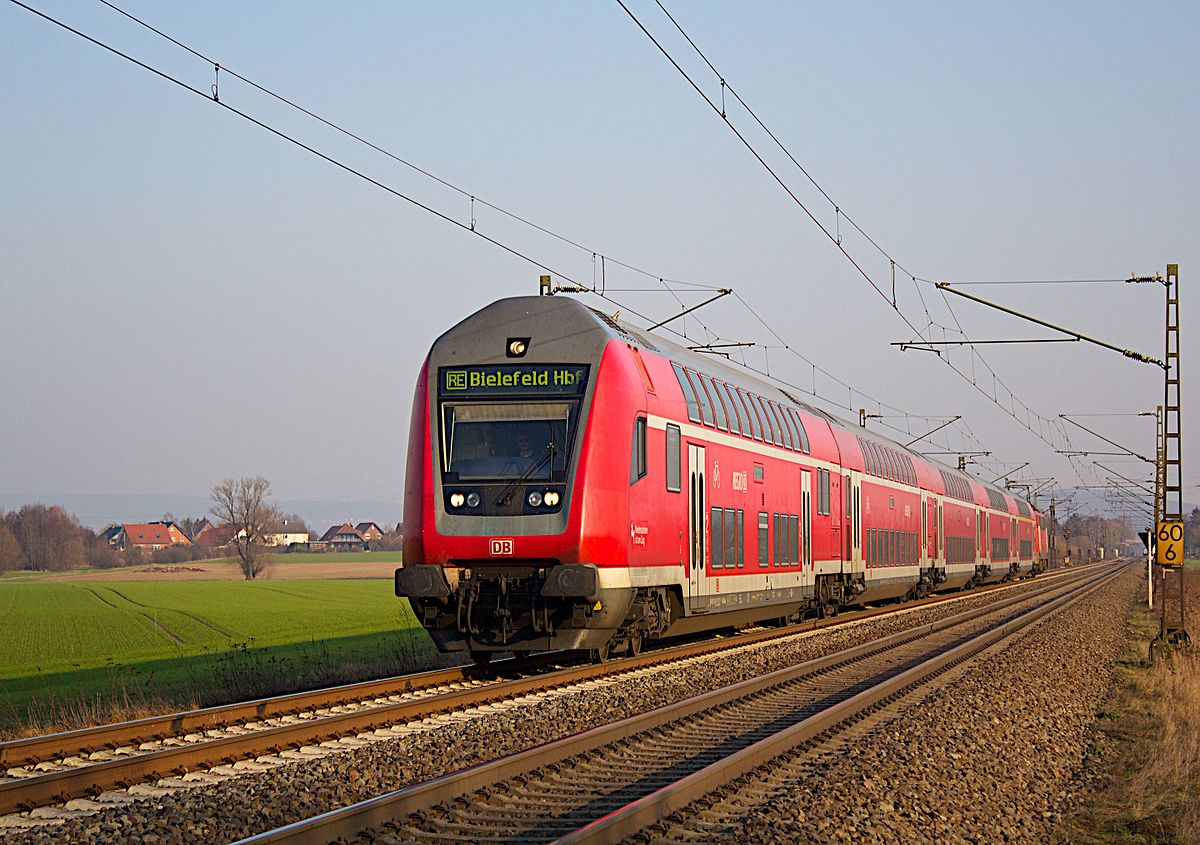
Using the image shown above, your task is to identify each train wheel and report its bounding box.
[469,650,493,666]
[628,631,643,657]
[589,641,611,663]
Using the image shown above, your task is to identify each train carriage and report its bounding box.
[396,296,1047,661]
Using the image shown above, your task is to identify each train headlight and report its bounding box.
[544,490,560,507]
[466,492,480,508]
[449,492,465,508]
[527,491,543,507]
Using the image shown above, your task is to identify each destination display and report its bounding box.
[440,364,590,396]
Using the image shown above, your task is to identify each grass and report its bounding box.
[0,549,402,580]
[1059,569,1200,844]
[0,579,439,737]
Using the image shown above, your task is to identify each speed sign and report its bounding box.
[1156,521,1185,567]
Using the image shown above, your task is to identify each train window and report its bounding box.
[736,510,745,567]
[790,409,811,453]
[717,382,743,435]
[771,402,786,447]
[711,506,724,568]
[764,399,784,447]
[781,405,800,452]
[783,514,792,565]
[867,442,880,477]
[906,456,916,487]
[890,530,897,566]
[700,375,728,432]
[886,448,898,482]
[665,424,681,492]
[630,416,647,484]
[737,389,762,440]
[441,400,575,482]
[787,511,796,564]
[672,363,701,424]
[758,512,769,565]
[724,509,737,570]
[771,402,795,450]
[753,463,764,482]
[753,396,770,443]
[867,528,875,567]
[752,396,774,444]
[689,370,715,426]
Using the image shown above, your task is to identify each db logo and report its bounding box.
[489,538,514,556]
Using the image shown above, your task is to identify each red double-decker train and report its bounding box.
[396,295,1048,662]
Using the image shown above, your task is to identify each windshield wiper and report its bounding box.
[495,443,556,506]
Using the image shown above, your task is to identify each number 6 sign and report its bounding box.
[1156,521,1185,567]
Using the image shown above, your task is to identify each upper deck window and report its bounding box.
[689,369,715,426]
[672,363,702,424]
[717,382,743,435]
[789,408,810,453]
[755,396,779,445]
[700,375,728,432]
[738,388,763,441]
[771,402,795,450]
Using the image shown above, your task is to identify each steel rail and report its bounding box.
[558,565,1125,844]
[0,562,1093,769]
[227,564,1118,845]
[0,563,1099,815]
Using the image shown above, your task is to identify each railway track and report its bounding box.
[229,563,1123,845]
[0,564,1103,820]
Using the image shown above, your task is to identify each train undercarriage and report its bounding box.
[398,557,1046,664]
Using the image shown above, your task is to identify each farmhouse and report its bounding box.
[110,522,192,551]
[355,522,385,543]
[193,523,237,548]
[264,531,309,548]
[319,523,367,552]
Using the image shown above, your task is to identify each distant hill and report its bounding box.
[0,493,402,531]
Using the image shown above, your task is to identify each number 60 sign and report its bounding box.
[1156,521,1185,567]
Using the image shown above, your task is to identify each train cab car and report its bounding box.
[395,295,1047,661]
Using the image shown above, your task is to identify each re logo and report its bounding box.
[489,538,514,556]
[445,370,468,390]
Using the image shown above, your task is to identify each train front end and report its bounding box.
[396,296,636,659]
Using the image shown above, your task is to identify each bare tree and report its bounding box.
[209,477,280,580]
[0,521,27,572]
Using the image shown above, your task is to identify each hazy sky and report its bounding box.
[1,1,1196,524]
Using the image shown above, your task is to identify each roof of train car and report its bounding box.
[592,297,1036,518]
[447,296,1040,518]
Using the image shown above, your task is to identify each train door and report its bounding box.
[851,475,861,572]
[927,497,939,561]
[687,443,707,611]
[977,509,984,562]
[920,497,927,566]
[938,502,945,563]
[801,470,813,569]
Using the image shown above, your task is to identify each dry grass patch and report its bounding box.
[1060,571,1200,844]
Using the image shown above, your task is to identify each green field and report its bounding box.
[0,549,403,580]
[0,580,434,734]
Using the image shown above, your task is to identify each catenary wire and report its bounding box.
[14,0,1021,481]
[623,0,1105,486]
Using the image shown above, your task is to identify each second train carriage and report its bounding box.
[396,295,1048,660]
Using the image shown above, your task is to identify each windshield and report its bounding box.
[442,401,576,481]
